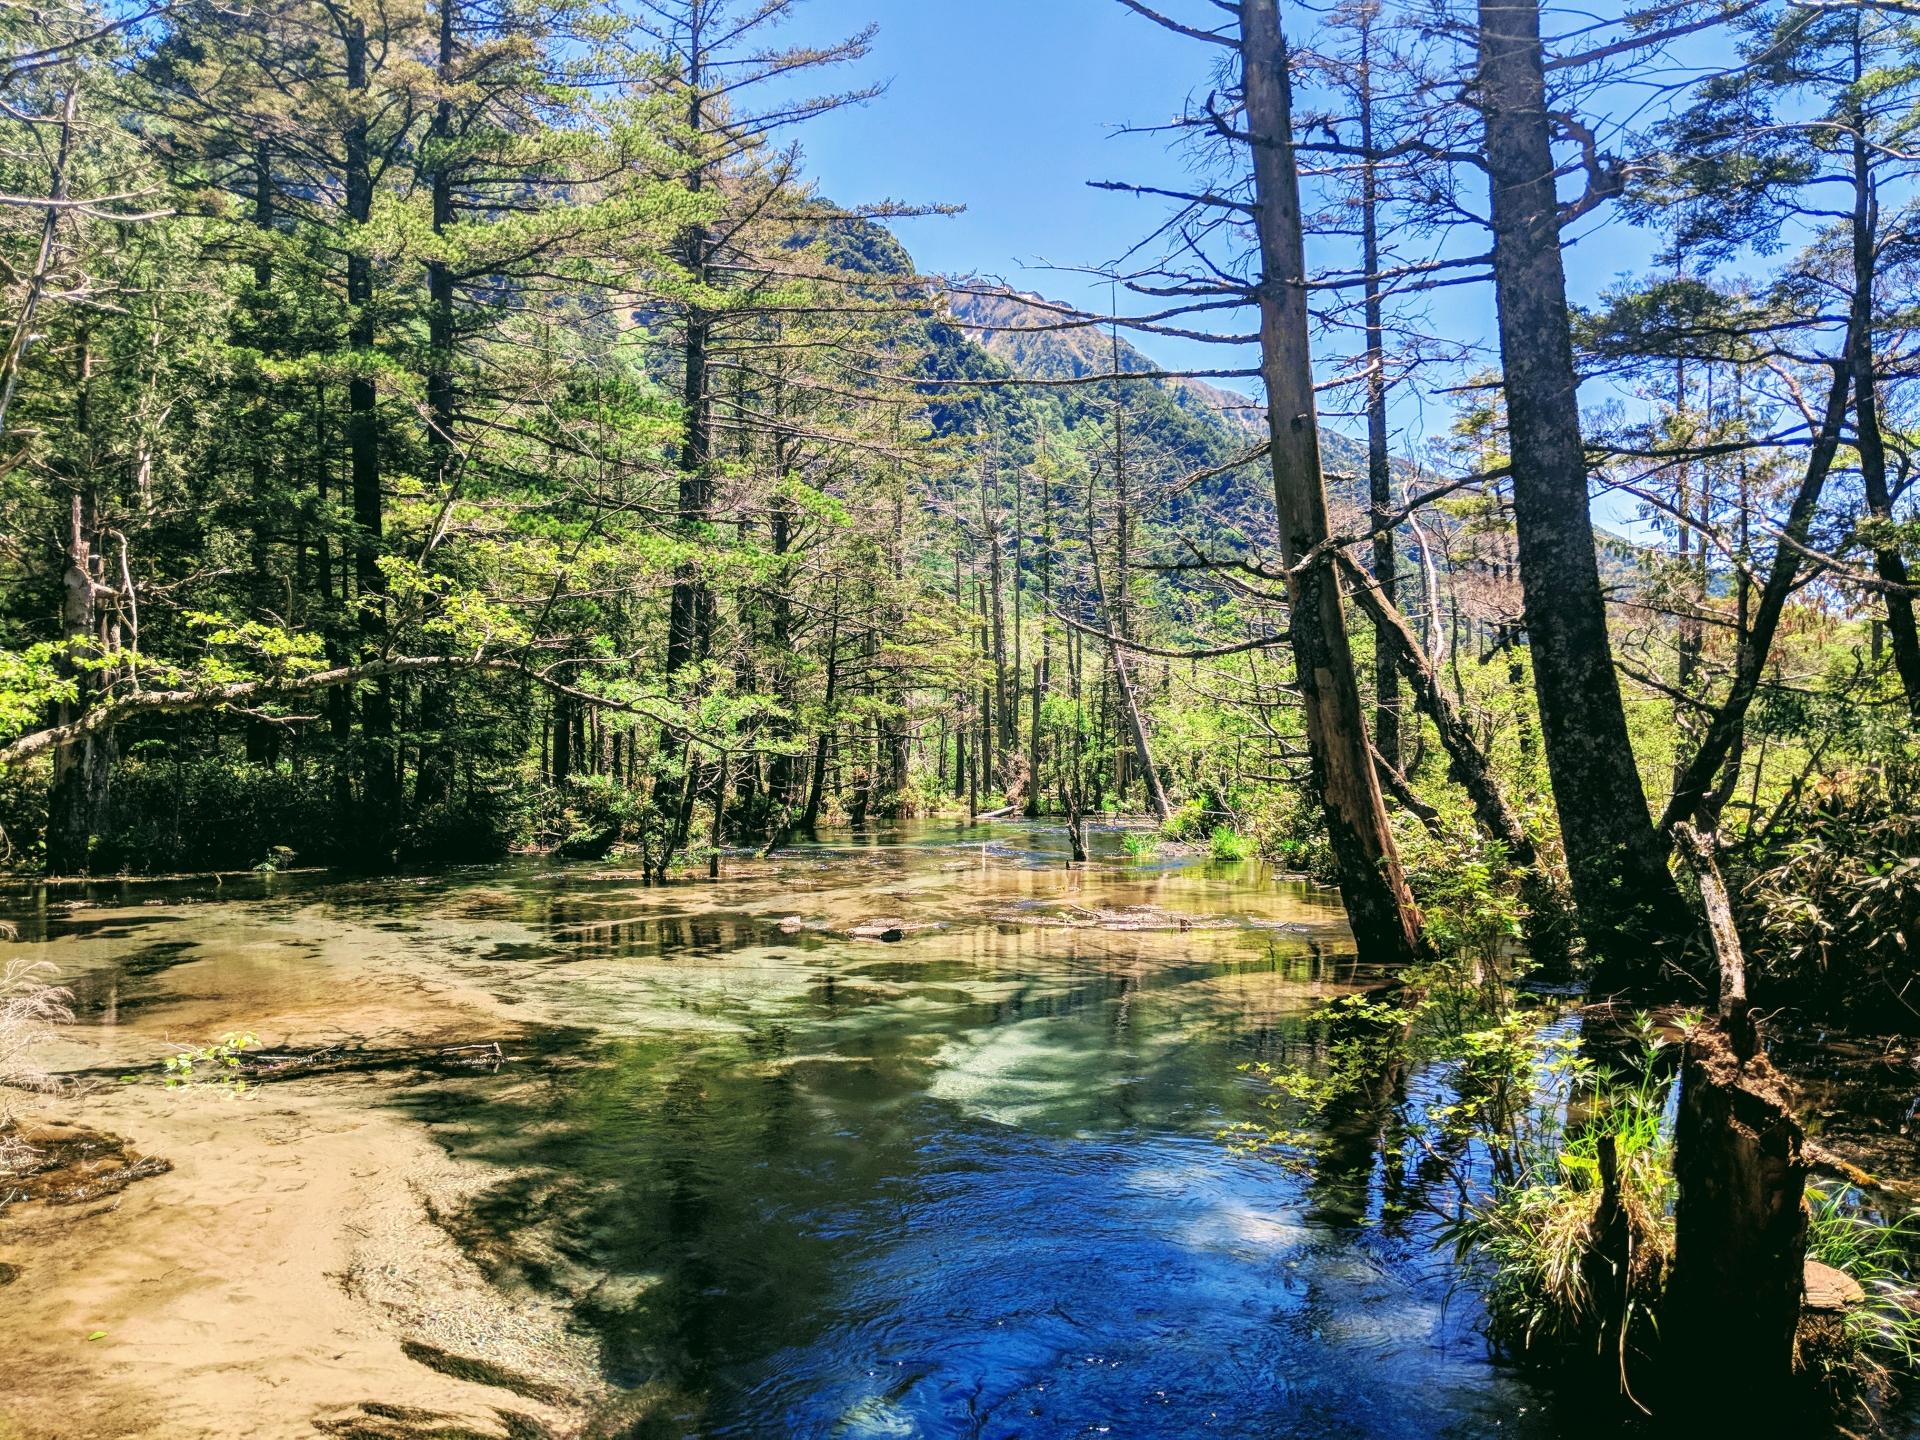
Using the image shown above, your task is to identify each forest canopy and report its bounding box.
[0,0,1913,1032]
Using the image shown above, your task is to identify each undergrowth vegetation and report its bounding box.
[1802,1189,1920,1405]
[1227,925,1920,1422]
[1736,763,1920,1027]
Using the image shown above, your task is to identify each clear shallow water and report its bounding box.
[20,821,1580,1438]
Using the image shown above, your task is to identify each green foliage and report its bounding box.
[95,755,337,873]
[1739,765,1920,1024]
[1231,969,1920,1403]
[1804,1188,1920,1390]
[1227,941,1676,1366]
[551,773,647,856]
[1401,827,1531,980]
[1121,831,1159,858]
[160,1031,259,1093]
[84,749,523,873]
[1243,786,1339,883]
[1160,798,1206,841]
[1440,1034,1676,1362]
[1208,825,1250,860]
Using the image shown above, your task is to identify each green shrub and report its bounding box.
[1231,975,1920,1415]
[1740,766,1920,1024]
[95,755,339,872]
[0,764,46,870]
[1161,799,1206,841]
[1443,1040,1675,1362]
[1400,827,1531,983]
[1209,825,1250,860]
[1121,831,1159,858]
[83,751,524,873]
[160,1031,260,1094]
[1243,788,1338,883]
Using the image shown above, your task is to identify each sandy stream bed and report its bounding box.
[0,1070,661,1440]
[0,857,1347,1439]
[0,890,701,1440]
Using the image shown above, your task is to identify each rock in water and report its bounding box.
[1803,1259,1866,1311]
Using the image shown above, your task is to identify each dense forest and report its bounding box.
[0,0,1897,1007]
[9,0,1920,1425]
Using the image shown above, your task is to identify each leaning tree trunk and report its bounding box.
[1665,823,1809,1418]
[1477,0,1689,988]
[1242,0,1422,963]
[1849,110,1920,712]
[1109,641,1171,822]
[1357,17,1400,771]
[1087,530,1170,822]
[1338,551,1573,959]
[1662,359,1852,832]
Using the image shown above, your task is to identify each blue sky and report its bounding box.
[772,2,1270,360]
[769,0,1669,527]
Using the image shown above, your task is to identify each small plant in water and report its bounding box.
[1440,1031,1676,1370]
[1,955,70,1098]
[1209,825,1250,861]
[2,951,69,1180]
[1121,832,1159,858]
[161,1031,260,1093]
[1160,799,1206,841]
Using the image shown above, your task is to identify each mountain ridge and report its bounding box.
[944,284,1376,479]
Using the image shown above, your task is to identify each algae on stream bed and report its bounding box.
[1,821,1596,1439]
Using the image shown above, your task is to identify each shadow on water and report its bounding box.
[388,822,1558,1438]
[23,820,1636,1437]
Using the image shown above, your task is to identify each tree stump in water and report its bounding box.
[1665,1016,1809,1412]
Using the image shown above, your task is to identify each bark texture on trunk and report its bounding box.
[1026,658,1043,819]
[343,15,395,841]
[1110,641,1171,821]
[1477,0,1688,984]
[668,63,714,678]
[1243,0,1422,963]
[767,489,800,806]
[1849,109,1920,710]
[1358,20,1399,771]
[1666,823,1808,1416]
[1667,1024,1808,1409]
[799,615,837,836]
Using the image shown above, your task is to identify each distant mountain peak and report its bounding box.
[941,283,1387,477]
[944,284,1267,439]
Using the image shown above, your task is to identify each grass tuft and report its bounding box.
[1209,825,1250,861]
